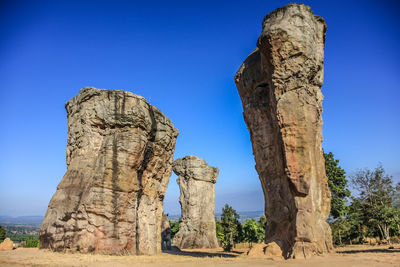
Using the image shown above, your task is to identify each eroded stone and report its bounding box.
[172,156,219,249]
[235,3,333,259]
[39,87,178,255]
[0,238,14,251]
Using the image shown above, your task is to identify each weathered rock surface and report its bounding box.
[247,242,283,259]
[40,87,178,255]
[172,156,219,249]
[0,238,15,251]
[161,214,171,251]
[235,3,333,259]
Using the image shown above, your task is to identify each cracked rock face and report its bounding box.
[235,3,333,259]
[172,156,219,249]
[161,214,171,251]
[39,87,178,255]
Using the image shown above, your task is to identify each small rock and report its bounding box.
[247,243,266,257]
[264,242,283,258]
[246,242,283,259]
[0,238,14,251]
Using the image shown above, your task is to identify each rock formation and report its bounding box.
[247,242,283,259]
[172,156,219,249]
[234,3,333,258]
[0,238,15,251]
[161,214,171,251]
[40,87,178,255]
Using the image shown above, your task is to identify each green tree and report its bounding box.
[392,183,400,236]
[351,164,398,243]
[258,215,266,243]
[24,237,39,248]
[258,215,267,230]
[392,205,400,236]
[330,217,351,246]
[346,198,368,243]
[0,226,5,242]
[169,221,180,242]
[220,204,241,251]
[324,152,351,219]
[215,219,224,241]
[242,219,264,246]
[331,198,365,245]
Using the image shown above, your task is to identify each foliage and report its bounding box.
[330,217,350,246]
[215,220,224,241]
[330,198,365,245]
[258,215,267,230]
[0,226,5,242]
[241,218,265,246]
[324,151,353,245]
[351,164,399,242]
[169,221,179,242]
[325,154,400,246]
[24,236,40,248]
[3,225,40,243]
[324,152,351,219]
[5,233,38,243]
[219,204,242,251]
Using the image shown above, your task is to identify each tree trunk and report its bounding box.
[378,224,391,244]
[377,224,384,240]
[383,224,390,244]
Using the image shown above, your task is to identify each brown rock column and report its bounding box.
[172,156,219,249]
[234,3,333,258]
[39,87,178,255]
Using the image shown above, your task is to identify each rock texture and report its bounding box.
[234,3,333,259]
[247,242,283,259]
[172,156,219,249]
[161,214,171,251]
[40,87,178,255]
[0,238,15,251]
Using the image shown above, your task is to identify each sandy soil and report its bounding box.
[0,245,399,267]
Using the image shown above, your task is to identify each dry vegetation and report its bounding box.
[0,245,399,267]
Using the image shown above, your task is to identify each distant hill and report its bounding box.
[0,216,44,226]
[167,210,264,223]
[0,210,265,226]
[218,210,265,223]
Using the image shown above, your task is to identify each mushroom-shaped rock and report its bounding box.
[172,156,219,249]
[39,87,179,255]
[234,3,333,259]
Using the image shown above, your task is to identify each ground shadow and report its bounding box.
[337,247,400,254]
[163,246,243,258]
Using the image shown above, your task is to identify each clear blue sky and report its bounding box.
[0,0,399,217]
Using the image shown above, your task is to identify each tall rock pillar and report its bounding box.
[234,3,333,258]
[172,156,219,249]
[40,87,179,255]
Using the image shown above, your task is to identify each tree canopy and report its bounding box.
[218,204,242,251]
[242,218,265,246]
[324,152,351,219]
[351,164,400,242]
[0,226,5,242]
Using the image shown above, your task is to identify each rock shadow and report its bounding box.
[163,246,242,258]
[337,247,400,254]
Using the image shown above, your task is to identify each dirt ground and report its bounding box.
[0,245,399,267]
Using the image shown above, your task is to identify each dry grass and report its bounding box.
[0,245,399,267]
